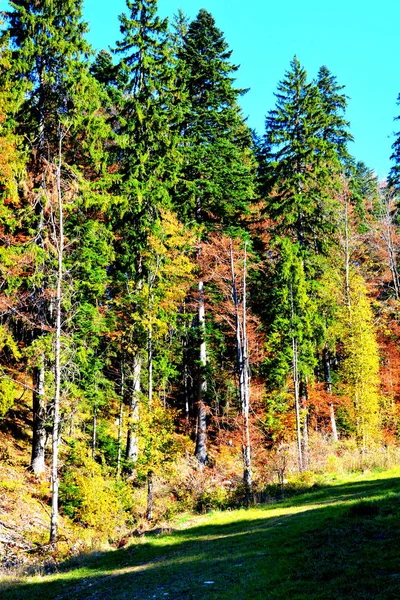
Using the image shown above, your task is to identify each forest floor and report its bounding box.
[1,468,400,600]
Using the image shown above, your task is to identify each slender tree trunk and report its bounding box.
[379,190,400,300]
[92,405,97,459]
[184,359,190,424]
[301,380,309,470]
[50,133,64,543]
[146,471,153,521]
[126,354,141,468]
[323,346,338,442]
[30,360,46,474]
[230,240,252,493]
[148,326,153,404]
[241,245,252,494]
[195,280,207,468]
[117,365,125,478]
[183,313,191,424]
[344,193,351,311]
[292,337,303,472]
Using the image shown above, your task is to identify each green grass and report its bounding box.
[3,468,400,599]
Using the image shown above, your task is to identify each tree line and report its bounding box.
[1,0,400,541]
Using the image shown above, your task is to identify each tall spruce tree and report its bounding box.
[173,9,255,467]
[262,57,346,254]
[110,0,184,475]
[260,58,352,462]
[389,91,400,190]
[316,65,353,161]
[1,0,113,541]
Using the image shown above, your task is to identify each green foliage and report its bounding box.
[261,56,347,254]
[263,238,321,391]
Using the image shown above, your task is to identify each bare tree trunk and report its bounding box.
[323,346,338,442]
[379,189,400,300]
[344,193,351,311]
[230,240,252,494]
[50,132,64,543]
[30,360,46,474]
[146,471,153,521]
[92,405,97,459]
[148,326,153,404]
[126,354,141,468]
[301,380,309,470]
[292,337,303,472]
[184,359,190,424]
[241,245,252,494]
[117,365,125,478]
[195,280,207,468]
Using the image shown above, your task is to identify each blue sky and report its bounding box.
[86,1,400,179]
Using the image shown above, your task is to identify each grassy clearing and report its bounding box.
[2,468,400,600]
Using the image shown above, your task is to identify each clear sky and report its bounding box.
[85,1,400,179]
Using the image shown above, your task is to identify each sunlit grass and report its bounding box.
[2,467,400,599]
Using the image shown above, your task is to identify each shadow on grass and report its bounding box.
[3,475,400,600]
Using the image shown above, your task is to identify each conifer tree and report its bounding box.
[174,9,255,466]
[260,58,352,463]
[316,65,353,161]
[1,0,114,541]
[262,57,346,254]
[110,0,186,474]
[389,91,400,190]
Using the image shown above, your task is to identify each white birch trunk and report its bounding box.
[195,280,208,467]
[126,354,141,467]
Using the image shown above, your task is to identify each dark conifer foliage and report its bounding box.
[2,0,91,155]
[389,93,400,190]
[316,65,353,160]
[261,57,349,253]
[173,8,255,225]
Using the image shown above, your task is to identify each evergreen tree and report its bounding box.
[174,8,254,224]
[173,9,255,466]
[1,0,114,541]
[2,0,90,156]
[389,92,400,190]
[316,65,353,161]
[262,57,346,254]
[259,58,352,463]
[110,0,186,474]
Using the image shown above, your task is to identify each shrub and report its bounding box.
[59,456,134,538]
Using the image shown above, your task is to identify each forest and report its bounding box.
[1,0,400,557]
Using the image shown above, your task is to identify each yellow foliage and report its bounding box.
[340,274,381,447]
[60,456,133,538]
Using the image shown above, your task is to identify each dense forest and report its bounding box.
[1,0,400,547]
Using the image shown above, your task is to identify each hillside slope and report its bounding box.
[2,469,400,600]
